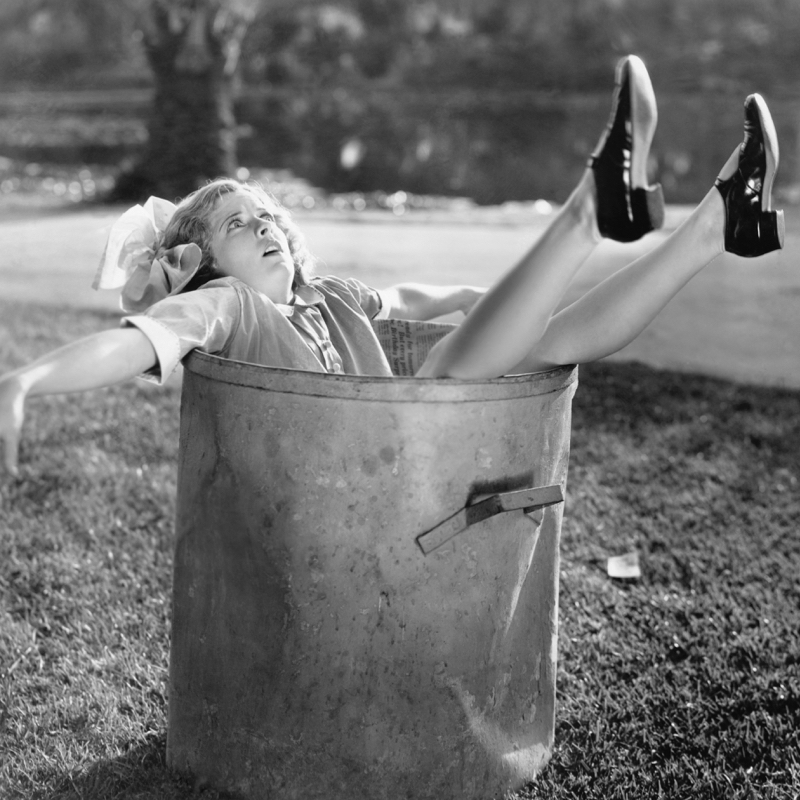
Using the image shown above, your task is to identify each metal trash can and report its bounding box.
[167,348,578,800]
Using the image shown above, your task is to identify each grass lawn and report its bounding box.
[1,300,799,799]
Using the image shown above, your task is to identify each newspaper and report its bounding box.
[372,319,457,376]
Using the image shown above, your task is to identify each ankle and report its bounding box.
[689,189,727,257]
[716,147,740,184]
[564,170,602,243]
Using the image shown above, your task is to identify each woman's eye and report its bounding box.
[228,219,244,229]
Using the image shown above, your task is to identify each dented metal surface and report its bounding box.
[168,351,577,800]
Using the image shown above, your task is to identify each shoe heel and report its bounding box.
[631,184,665,234]
[761,209,784,253]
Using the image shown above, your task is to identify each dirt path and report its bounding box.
[1,204,797,389]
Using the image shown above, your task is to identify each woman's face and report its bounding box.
[207,190,295,303]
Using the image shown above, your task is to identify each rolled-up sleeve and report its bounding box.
[122,285,242,384]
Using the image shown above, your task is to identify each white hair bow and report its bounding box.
[92,196,202,313]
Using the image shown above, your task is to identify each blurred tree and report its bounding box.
[0,0,140,84]
[114,0,259,200]
[3,0,800,204]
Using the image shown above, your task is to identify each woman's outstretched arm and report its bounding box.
[0,328,157,476]
[380,283,486,320]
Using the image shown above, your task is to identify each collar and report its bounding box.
[276,284,325,317]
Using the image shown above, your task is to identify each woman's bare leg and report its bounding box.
[416,174,600,378]
[417,55,663,379]
[513,189,724,372]
[514,93,784,373]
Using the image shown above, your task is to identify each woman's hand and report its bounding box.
[455,286,487,316]
[0,376,26,477]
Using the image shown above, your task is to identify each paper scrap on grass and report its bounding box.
[607,551,641,580]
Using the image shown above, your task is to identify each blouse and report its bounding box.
[122,275,394,383]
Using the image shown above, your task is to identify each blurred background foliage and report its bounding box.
[1,0,799,203]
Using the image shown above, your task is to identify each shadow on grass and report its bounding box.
[37,735,242,800]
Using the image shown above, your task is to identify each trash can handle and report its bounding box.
[416,484,564,555]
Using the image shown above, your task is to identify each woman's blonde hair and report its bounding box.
[159,179,316,292]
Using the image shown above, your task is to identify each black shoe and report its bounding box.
[589,55,664,242]
[714,94,784,257]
